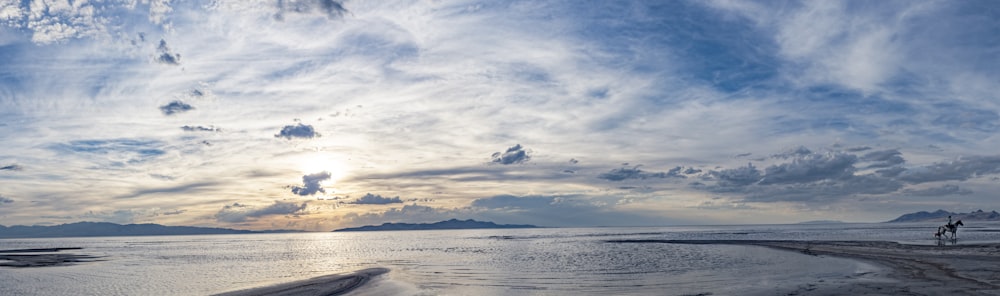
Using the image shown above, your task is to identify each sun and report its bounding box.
[298,154,349,184]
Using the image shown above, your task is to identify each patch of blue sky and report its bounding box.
[50,139,167,162]
[262,60,326,82]
[338,32,419,60]
[572,1,780,94]
[790,86,916,120]
[665,23,779,92]
[913,130,963,144]
[766,117,846,137]
[930,103,999,132]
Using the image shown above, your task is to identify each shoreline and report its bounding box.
[611,240,1000,295]
[212,268,389,296]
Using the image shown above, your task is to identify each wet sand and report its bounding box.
[613,240,1000,295]
[0,248,102,267]
[213,268,389,296]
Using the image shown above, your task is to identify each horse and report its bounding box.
[934,220,963,240]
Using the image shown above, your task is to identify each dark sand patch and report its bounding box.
[0,247,102,267]
[610,240,1000,296]
[213,268,390,296]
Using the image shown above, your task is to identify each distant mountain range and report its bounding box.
[0,222,298,239]
[887,209,1000,223]
[332,219,539,232]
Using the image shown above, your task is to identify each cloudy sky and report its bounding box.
[1,0,999,231]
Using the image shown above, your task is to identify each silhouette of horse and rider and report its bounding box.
[934,215,964,240]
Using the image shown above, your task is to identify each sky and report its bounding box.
[1,0,999,231]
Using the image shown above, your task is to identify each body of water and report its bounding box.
[2,222,999,295]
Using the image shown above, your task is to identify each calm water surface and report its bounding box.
[2,222,999,295]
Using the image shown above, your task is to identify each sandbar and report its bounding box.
[213,268,389,296]
[0,247,101,267]
[612,240,1000,295]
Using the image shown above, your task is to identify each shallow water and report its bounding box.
[1,222,998,295]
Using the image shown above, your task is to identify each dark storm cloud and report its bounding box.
[351,193,403,205]
[702,147,903,203]
[160,101,194,115]
[903,184,972,196]
[697,146,1000,204]
[758,152,857,185]
[491,144,530,165]
[709,163,762,187]
[291,171,331,196]
[861,149,905,169]
[597,165,669,181]
[741,174,903,203]
[0,164,22,171]
[180,125,221,132]
[155,39,181,65]
[896,155,1000,184]
[275,123,320,139]
[215,201,308,223]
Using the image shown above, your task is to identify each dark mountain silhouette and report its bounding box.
[332,219,539,232]
[887,209,1000,223]
[0,222,298,238]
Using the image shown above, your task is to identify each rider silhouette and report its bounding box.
[948,215,953,226]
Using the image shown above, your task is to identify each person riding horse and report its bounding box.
[935,215,964,240]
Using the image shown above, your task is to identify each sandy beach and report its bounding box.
[212,268,389,296]
[613,240,1000,295]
